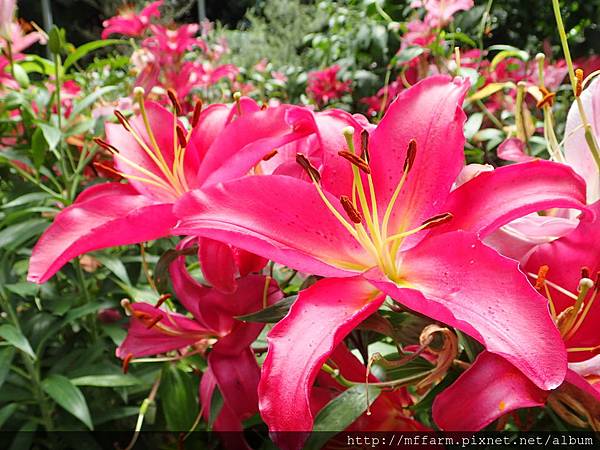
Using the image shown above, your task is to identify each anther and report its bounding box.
[360,129,370,162]
[114,110,133,132]
[296,153,321,182]
[176,125,187,148]
[122,353,134,374]
[536,91,556,109]
[338,150,371,174]
[535,265,549,290]
[155,293,172,309]
[595,272,600,293]
[145,315,163,329]
[340,195,363,224]
[191,100,203,127]
[260,103,268,110]
[167,88,182,115]
[421,212,453,230]
[262,149,278,161]
[403,139,417,173]
[93,137,119,154]
[575,69,584,97]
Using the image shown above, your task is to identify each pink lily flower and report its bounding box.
[101,0,162,40]
[0,0,15,38]
[1,21,47,54]
[27,96,316,284]
[565,77,600,203]
[174,75,589,447]
[434,202,600,430]
[117,238,282,442]
[411,0,474,28]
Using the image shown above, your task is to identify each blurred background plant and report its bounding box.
[1,0,599,447]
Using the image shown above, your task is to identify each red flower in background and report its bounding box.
[101,0,163,39]
[307,65,352,107]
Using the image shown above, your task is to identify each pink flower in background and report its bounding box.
[174,76,589,448]
[307,65,352,107]
[101,0,163,39]
[411,0,474,27]
[0,0,16,38]
[1,21,47,54]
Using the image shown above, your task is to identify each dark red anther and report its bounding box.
[535,265,549,290]
[360,129,370,162]
[122,353,134,374]
[296,153,321,183]
[338,150,371,174]
[93,137,119,154]
[114,110,133,131]
[595,272,600,293]
[403,139,417,173]
[340,195,363,224]
[260,103,268,110]
[145,315,163,330]
[262,149,278,161]
[191,100,203,127]
[176,125,187,148]
[421,212,453,230]
[155,293,172,309]
[167,88,182,115]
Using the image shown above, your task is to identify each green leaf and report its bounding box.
[9,420,37,450]
[69,85,118,119]
[2,192,50,209]
[208,386,224,428]
[42,374,93,430]
[0,403,18,428]
[490,48,530,70]
[0,347,16,389]
[0,219,48,252]
[70,374,140,387]
[305,384,380,449]
[93,253,131,285]
[30,128,48,169]
[12,64,30,89]
[235,295,296,323]
[464,112,484,140]
[0,324,35,359]
[37,123,61,151]
[159,364,199,431]
[393,46,424,65]
[63,40,127,72]
[154,246,197,292]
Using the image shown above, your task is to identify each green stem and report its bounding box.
[75,262,98,342]
[551,0,600,173]
[6,39,15,78]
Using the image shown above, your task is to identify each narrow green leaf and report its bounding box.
[154,246,197,292]
[159,365,199,431]
[42,374,93,430]
[0,325,35,359]
[235,295,296,323]
[305,384,380,450]
[93,253,131,285]
[0,219,48,251]
[71,374,140,387]
[37,123,61,151]
[1,192,50,209]
[63,39,127,71]
[70,85,118,118]
[0,403,18,428]
[208,387,224,428]
[0,347,16,389]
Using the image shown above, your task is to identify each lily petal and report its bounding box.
[433,352,548,431]
[116,302,212,358]
[259,277,384,449]
[174,175,374,277]
[432,160,590,239]
[198,238,238,294]
[367,231,567,390]
[368,75,469,236]
[525,201,600,361]
[28,183,176,283]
